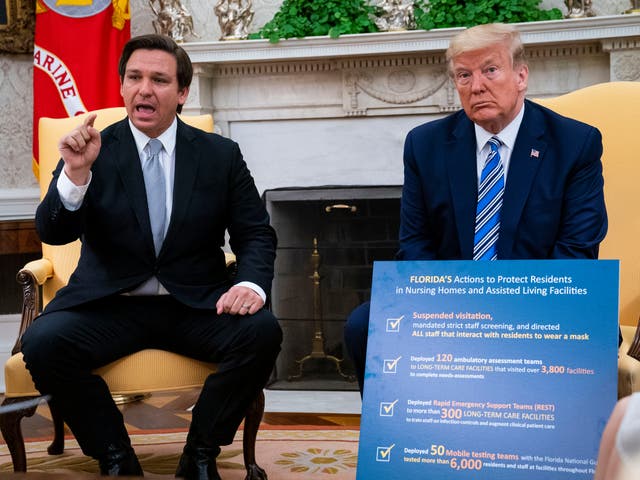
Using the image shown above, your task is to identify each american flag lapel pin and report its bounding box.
[530,148,540,158]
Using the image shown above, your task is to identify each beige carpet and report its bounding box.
[0,427,359,479]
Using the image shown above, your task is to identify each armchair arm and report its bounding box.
[620,323,640,397]
[627,317,640,361]
[13,258,53,354]
[21,258,54,286]
[225,252,237,278]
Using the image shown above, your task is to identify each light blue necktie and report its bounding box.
[143,138,166,256]
[473,136,504,261]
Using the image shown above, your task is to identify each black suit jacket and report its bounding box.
[398,99,607,261]
[36,117,277,312]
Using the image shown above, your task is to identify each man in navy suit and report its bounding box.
[344,23,608,395]
[21,34,281,479]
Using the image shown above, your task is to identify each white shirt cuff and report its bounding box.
[57,169,92,211]
[235,281,267,303]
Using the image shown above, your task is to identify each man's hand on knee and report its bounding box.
[216,285,264,316]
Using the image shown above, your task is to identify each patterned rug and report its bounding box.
[0,427,359,479]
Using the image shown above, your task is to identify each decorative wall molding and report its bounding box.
[601,37,640,50]
[214,60,339,77]
[526,43,604,57]
[343,69,449,115]
[0,188,39,221]
[209,43,608,79]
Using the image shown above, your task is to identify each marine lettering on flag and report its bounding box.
[32,0,130,178]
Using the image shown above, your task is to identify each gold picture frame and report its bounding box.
[1,0,35,53]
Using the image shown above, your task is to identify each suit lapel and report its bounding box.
[448,116,479,259]
[499,100,548,258]
[163,119,201,252]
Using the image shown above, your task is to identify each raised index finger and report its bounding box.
[83,113,98,129]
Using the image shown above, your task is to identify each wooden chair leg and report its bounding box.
[0,397,38,472]
[242,390,267,480]
[47,400,65,455]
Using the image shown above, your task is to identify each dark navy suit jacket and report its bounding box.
[398,99,607,261]
[36,117,277,312]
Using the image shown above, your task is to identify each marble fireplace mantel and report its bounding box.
[179,15,639,195]
[184,15,640,64]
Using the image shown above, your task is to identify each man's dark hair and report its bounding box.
[118,34,193,113]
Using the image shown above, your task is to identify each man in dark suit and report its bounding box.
[21,34,282,480]
[344,22,608,395]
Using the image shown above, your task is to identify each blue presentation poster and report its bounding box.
[356,260,619,480]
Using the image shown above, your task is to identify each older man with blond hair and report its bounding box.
[344,22,608,396]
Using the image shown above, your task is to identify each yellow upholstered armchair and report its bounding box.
[0,108,266,479]
[535,82,640,398]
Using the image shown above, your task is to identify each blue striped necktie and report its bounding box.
[473,136,504,261]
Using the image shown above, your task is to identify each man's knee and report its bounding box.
[249,309,282,353]
[21,315,60,368]
[22,310,102,379]
[344,302,370,345]
[21,313,84,391]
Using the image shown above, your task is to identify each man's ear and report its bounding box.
[178,86,190,105]
[517,64,529,92]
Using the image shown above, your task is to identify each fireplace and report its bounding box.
[264,186,401,389]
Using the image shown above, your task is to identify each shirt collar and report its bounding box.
[474,102,525,153]
[128,117,178,157]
